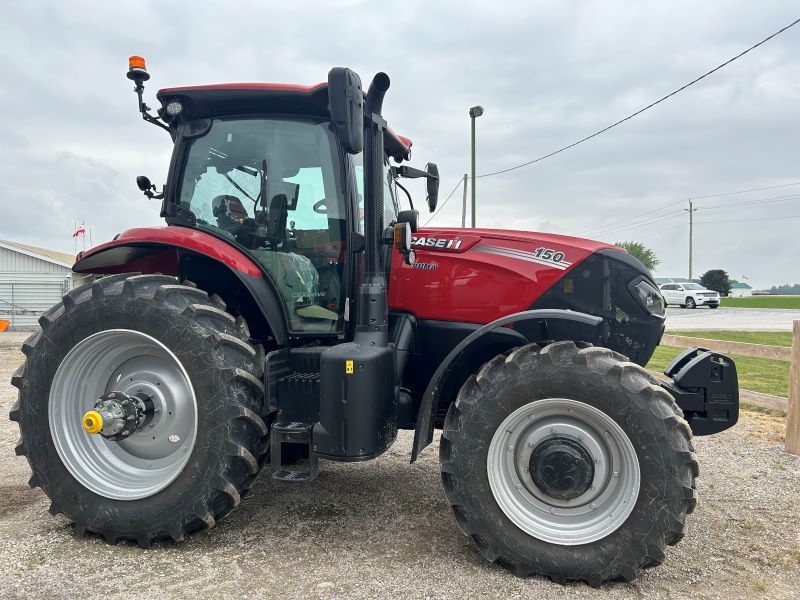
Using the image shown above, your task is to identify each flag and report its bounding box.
[72,226,86,238]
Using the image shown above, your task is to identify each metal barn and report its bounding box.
[0,240,91,330]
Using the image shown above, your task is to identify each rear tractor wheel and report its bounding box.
[9,274,268,546]
[439,341,698,586]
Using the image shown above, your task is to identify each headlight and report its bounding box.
[633,280,665,317]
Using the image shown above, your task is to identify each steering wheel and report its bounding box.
[313,199,328,214]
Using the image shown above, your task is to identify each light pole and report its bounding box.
[683,198,697,281]
[469,105,484,228]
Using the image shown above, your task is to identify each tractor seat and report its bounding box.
[250,249,338,333]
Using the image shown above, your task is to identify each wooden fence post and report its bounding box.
[786,320,800,455]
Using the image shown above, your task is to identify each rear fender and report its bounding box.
[73,228,289,344]
[410,309,603,462]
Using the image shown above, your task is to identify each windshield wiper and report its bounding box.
[223,170,258,204]
[259,159,268,207]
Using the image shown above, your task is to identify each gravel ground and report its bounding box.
[1,332,799,599]
[665,307,800,331]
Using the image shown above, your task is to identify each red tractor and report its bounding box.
[10,58,739,586]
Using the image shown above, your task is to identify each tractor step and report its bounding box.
[267,347,325,483]
[270,421,318,483]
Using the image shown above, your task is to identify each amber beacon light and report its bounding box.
[127,55,150,81]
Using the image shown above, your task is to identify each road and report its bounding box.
[665,307,800,331]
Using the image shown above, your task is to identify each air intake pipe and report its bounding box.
[315,72,398,461]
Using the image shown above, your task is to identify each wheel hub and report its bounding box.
[82,391,155,441]
[529,437,594,500]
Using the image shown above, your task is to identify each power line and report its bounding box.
[590,210,686,237]
[578,200,686,236]
[691,181,800,199]
[477,17,800,179]
[695,214,800,225]
[589,193,800,237]
[578,184,800,236]
[423,179,464,226]
[632,221,689,241]
[695,193,800,211]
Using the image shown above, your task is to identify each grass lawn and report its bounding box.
[646,345,789,397]
[665,330,793,347]
[720,296,800,309]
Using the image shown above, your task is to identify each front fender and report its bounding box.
[73,227,289,344]
[410,309,603,462]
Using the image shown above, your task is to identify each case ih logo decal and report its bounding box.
[473,244,572,270]
[411,236,463,250]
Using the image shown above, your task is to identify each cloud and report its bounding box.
[0,0,797,288]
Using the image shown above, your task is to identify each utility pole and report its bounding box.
[461,173,468,227]
[685,199,697,280]
[469,106,484,228]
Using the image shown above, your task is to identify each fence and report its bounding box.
[661,326,800,455]
[0,280,68,330]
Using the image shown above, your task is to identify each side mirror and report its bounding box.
[425,163,439,212]
[397,209,419,233]
[136,175,153,192]
[136,175,164,200]
[328,67,364,154]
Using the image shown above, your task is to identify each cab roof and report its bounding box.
[157,83,412,161]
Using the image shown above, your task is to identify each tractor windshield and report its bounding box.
[177,117,346,334]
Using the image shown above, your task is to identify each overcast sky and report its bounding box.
[1,1,798,288]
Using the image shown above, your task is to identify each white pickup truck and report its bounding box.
[659,282,720,309]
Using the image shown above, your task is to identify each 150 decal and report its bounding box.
[533,247,565,263]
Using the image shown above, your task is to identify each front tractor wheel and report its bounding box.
[10,274,268,546]
[439,341,698,586]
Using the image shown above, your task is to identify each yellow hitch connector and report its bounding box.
[82,410,103,434]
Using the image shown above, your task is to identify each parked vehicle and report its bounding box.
[659,282,720,309]
[9,58,740,586]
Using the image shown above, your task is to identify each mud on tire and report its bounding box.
[439,341,698,586]
[9,273,269,546]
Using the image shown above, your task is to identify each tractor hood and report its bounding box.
[414,227,618,255]
[391,225,662,365]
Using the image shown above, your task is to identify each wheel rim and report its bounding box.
[487,398,640,545]
[49,329,198,500]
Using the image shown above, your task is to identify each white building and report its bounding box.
[0,240,91,330]
[729,282,753,298]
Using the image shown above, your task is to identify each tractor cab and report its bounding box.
[152,81,419,336]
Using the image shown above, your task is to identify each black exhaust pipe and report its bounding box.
[356,72,391,337]
[362,73,390,284]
